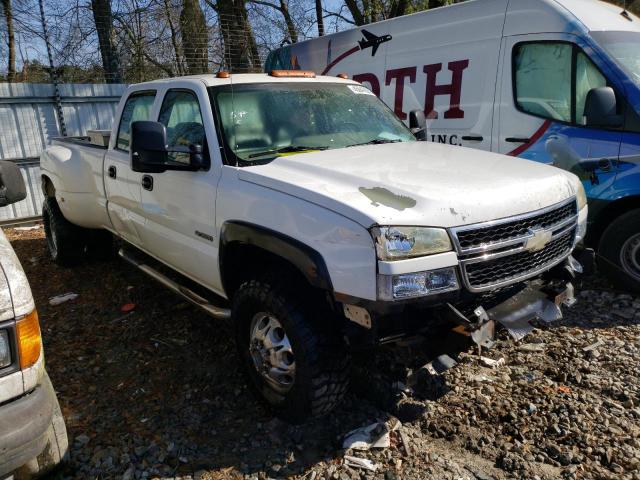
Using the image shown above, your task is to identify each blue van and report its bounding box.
[266,0,640,291]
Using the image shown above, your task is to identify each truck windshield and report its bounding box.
[210,83,414,163]
[591,31,640,86]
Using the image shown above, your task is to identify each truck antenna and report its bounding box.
[621,0,633,21]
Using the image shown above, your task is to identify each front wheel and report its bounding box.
[598,208,640,293]
[232,277,350,423]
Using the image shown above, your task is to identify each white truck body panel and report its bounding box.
[39,74,584,302]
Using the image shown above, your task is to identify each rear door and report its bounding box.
[495,34,622,200]
[137,81,222,290]
[104,90,156,245]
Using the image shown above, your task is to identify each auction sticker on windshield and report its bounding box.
[348,85,375,95]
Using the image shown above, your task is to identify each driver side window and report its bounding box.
[158,90,206,164]
[514,42,609,126]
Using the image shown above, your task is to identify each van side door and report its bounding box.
[104,90,157,245]
[137,82,223,293]
[495,35,622,201]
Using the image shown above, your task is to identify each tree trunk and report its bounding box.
[315,0,324,36]
[1,0,16,82]
[163,0,185,75]
[344,0,365,25]
[278,0,297,43]
[91,0,122,83]
[181,0,209,74]
[216,0,261,72]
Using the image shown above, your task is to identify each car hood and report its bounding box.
[0,229,34,321]
[238,141,579,228]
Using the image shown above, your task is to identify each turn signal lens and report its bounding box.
[17,310,41,369]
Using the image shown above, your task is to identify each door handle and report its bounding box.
[462,135,484,141]
[505,137,531,143]
[108,166,116,179]
[142,175,154,191]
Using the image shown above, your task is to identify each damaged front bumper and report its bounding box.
[342,252,593,347]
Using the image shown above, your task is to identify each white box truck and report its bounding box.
[266,0,640,291]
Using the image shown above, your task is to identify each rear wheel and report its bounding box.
[42,197,87,266]
[232,276,350,423]
[598,208,640,293]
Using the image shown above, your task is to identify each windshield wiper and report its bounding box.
[346,138,403,148]
[248,145,329,159]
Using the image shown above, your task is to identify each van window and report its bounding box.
[514,43,573,122]
[158,90,206,164]
[575,52,607,124]
[116,92,156,151]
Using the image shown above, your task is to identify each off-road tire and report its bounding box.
[232,276,350,423]
[42,197,87,266]
[598,208,640,293]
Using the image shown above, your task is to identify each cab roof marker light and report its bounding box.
[270,70,316,78]
[216,71,231,78]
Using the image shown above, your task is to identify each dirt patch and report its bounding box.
[4,225,640,480]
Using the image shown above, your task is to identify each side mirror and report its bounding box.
[584,87,623,128]
[0,161,26,207]
[131,121,169,173]
[131,121,208,173]
[409,109,427,141]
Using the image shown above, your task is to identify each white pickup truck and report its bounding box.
[40,71,590,422]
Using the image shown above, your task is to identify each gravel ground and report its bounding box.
[4,225,640,480]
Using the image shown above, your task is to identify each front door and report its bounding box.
[104,90,156,246]
[137,84,222,291]
[495,34,622,203]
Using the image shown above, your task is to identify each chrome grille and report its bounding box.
[451,198,578,292]
[465,228,575,289]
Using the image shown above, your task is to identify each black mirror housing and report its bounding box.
[131,121,169,173]
[131,121,208,173]
[0,161,26,208]
[409,109,427,140]
[584,87,623,128]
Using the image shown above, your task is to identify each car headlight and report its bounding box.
[576,182,587,211]
[378,267,459,300]
[373,226,452,260]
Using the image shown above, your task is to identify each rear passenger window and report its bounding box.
[514,43,573,122]
[158,90,206,164]
[116,92,155,151]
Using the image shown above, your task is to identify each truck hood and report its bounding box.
[0,229,35,321]
[238,141,579,228]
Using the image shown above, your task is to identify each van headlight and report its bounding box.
[373,226,452,260]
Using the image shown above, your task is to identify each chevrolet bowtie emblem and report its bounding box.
[524,227,552,252]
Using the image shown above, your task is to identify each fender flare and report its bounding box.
[219,221,333,292]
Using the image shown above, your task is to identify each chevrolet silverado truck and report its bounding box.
[0,161,68,478]
[40,71,590,422]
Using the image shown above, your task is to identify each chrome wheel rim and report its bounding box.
[620,233,640,282]
[249,312,295,393]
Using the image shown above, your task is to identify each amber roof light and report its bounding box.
[337,73,349,79]
[270,70,316,78]
[216,71,231,78]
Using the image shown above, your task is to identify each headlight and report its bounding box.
[0,330,11,368]
[374,226,452,260]
[378,267,459,300]
[576,183,588,211]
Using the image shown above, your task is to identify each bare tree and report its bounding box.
[91,0,122,83]
[249,0,297,43]
[1,0,16,82]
